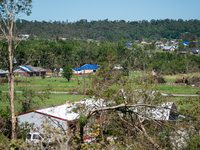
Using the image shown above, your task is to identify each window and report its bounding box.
[33,134,41,139]
[27,134,31,139]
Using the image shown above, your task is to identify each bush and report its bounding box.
[175,76,200,86]
[154,75,166,84]
[134,75,166,84]
[175,77,189,84]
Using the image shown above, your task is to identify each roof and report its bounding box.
[149,102,177,120]
[36,104,79,121]
[25,65,46,72]
[13,69,27,73]
[18,98,105,121]
[23,65,34,71]
[182,41,189,45]
[113,64,123,70]
[73,64,98,71]
[0,69,8,74]
[141,41,147,44]
[126,43,132,46]
[191,48,199,54]
[164,46,175,50]
[14,66,32,72]
[133,102,177,121]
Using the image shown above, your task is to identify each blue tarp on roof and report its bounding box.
[73,64,98,71]
[126,43,132,46]
[23,65,34,71]
[182,41,189,45]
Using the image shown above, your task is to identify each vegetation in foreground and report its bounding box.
[0,66,200,149]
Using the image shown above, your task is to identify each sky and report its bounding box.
[21,0,200,23]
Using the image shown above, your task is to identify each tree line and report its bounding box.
[13,19,200,42]
[1,39,200,75]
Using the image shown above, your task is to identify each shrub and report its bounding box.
[155,75,166,84]
[134,75,166,84]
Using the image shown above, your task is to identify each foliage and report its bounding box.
[62,65,73,82]
[15,85,50,113]
[1,39,200,76]
[183,33,197,42]
[15,19,200,42]
[189,41,196,48]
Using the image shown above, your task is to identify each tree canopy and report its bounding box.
[13,19,200,42]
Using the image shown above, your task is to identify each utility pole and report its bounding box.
[84,67,86,99]
[142,49,145,76]
[77,62,78,86]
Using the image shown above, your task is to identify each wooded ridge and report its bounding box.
[14,19,200,41]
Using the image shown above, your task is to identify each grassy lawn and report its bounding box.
[0,72,199,113]
[156,84,199,94]
[166,96,200,120]
[0,75,91,92]
[0,92,85,112]
[163,72,200,83]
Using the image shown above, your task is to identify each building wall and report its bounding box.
[0,74,7,78]
[18,112,68,133]
[14,72,30,77]
[81,69,98,74]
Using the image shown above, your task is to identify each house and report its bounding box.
[126,43,132,46]
[157,45,164,48]
[163,46,175,51]
[155,42,163,45]
[170,41,176,44]
[0,69,8,78]
[45,69,53,76]
[18,99,104,134]
[191,48,200,54]
[14,65,46,77]
[73,64,98,75]
[14,66,33,77]
[25,65,46,76]
[113,64,123,70]
[141,41,147,45]
[182,41,189,46]
[18,34,29,38]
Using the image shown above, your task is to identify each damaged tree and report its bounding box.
[0,0,32,140]
[74,64,182,149]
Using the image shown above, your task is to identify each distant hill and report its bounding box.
[15,19,200,42]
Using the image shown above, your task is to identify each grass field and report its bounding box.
[0,92,85,112]
[0,72,199,113]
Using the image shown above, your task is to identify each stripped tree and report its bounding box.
[0,0,32,140]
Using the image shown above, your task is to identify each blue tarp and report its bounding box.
[23,65,34,71]
[126,43,132,46]
[182,41,189,45]
[73,64,98,71]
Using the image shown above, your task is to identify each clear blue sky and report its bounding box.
[21,0,200,23]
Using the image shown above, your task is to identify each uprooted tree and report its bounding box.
[0,0,32,140]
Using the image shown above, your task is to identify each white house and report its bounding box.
[0,69,8,78]
[17,99,104,134]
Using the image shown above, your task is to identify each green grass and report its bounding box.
[129,71,142,77]
[163,72,200,83]
[0,92,85,112]
[155,84,199,94]
[166,96,200,115]
[0,72,199,114]
[0,75,91,92]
